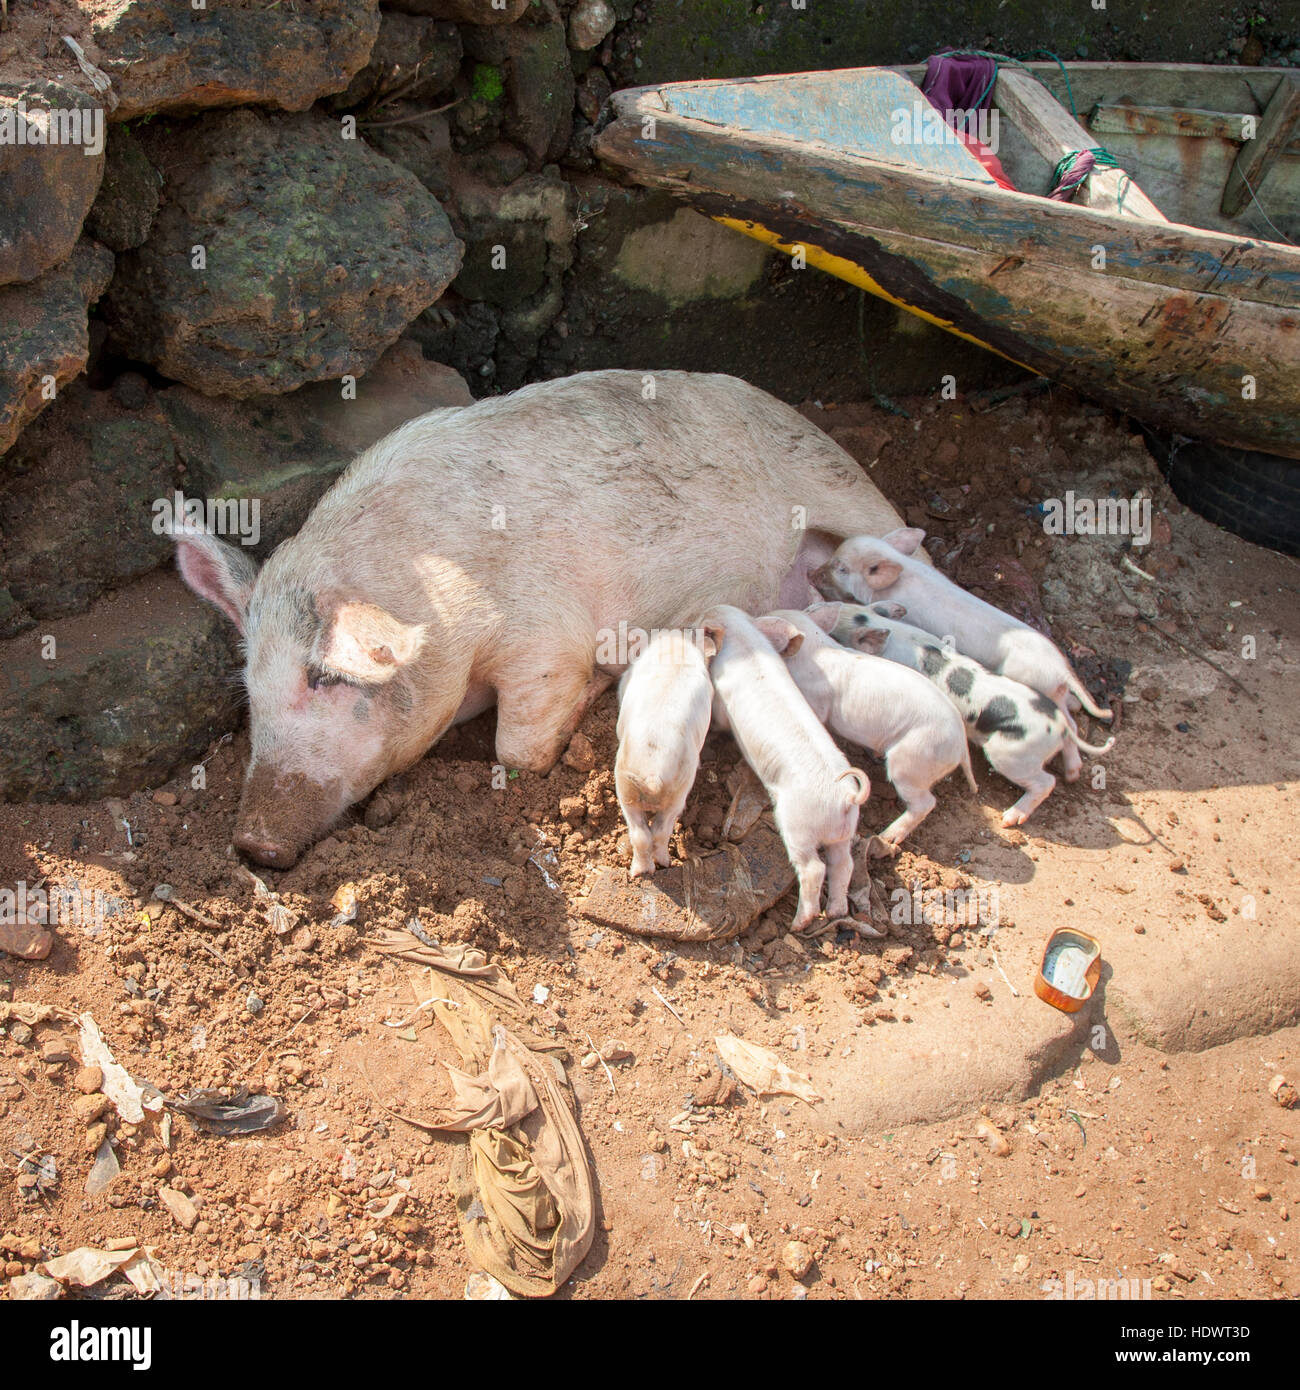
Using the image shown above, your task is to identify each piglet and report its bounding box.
[818,601,1116,826]
[703,605,870,930]
[615,626,721,878]
[813,529,1112,724]
[758,608,976,852]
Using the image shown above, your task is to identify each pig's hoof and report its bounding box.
[628,863,655,881]
[867,835,899,859]
[1001,809,1029,828]
[1064,768,1082,783]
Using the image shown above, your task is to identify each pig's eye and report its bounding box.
[306,666,346,692]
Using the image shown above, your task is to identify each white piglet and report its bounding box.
[813,529,1112,724]
[758,608,976,852]
[817,601,1116,826]
[703,605,870,930]
[615,626,721,878]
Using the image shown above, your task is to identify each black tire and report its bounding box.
[1141,430,1300,557]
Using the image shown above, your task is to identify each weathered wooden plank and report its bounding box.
[693,193,1300,459]
[1222,72,1300,216]
[1089,104,1246,141]
[994,68,1167,221]
[596,105,1300,306]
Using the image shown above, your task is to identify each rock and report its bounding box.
[84,1122,109,1153]
[0,571,242,802]
[975,1119,1011,1156]
[781,1240,813,1280]
[0,380,177,628]
[83,127,160,253]
[39,1039,72,1064]
[8,1271,62,1300]
[73,1065,104,1094]
[88,0,381,121]
[366,115,455,202]
[8,1022,34,1046]
[73,1094,111,1124]
[568,0,616,52]
[462,15,574,167]
[385,0,529,22]
[562,732,597,772]
[158,1186,199,1231]
[329,11,462,111]
[0,81,106,287]
[0,241,114,457]
[575,66,612,125]
[1271,1074,1298,1109]
[0,922,54,960]
[103,109,463,397]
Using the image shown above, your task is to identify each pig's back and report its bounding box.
[286,371,906,628]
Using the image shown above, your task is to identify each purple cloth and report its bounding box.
[1048,149,1096,201]
[920,50,998,131]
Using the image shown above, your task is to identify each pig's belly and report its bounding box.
[452,681,496,724]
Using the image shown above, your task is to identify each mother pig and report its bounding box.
[175,369,912,867]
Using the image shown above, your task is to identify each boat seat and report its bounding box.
[993,68,1167,221]
[1221,72,1300,217]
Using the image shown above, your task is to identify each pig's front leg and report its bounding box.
[823,839,854,920]
[493,653,610,773]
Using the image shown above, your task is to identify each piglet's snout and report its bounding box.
[232,765,347,870]
[232,829,298,869]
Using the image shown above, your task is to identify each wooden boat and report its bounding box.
[594,63,1300,462]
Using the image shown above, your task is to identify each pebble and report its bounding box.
[159,1186,200,1231]
[73,1065,103,1094]
[152,789,177,806]
[782,1240,814,1280]
[747,1274,768,1295]
[40,1038,72,1064]
[246,993,264,1016]
[73,1093,110,1124]
[84,1122,108,1152]
[9,1023,33,1046]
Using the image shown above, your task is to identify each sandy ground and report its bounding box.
[2,382,1298,1301]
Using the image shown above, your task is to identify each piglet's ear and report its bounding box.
[880,527,925,556]
[873,601,907,620]
[854,627,889,655]
[698,623,724,661]
[317,601,425,684]
[805,603,841,633]
[754,616,803,656]
[173,527,259,634]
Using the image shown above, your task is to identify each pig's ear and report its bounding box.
[172,527,259,634]
[881,526,925,556]
[867,559,903,589]
[698,623,724,661]
[317,601,425,684]
[873,601,907,620]
[854,627,889,655]
[754,616,803,656]
[805,603,841,633]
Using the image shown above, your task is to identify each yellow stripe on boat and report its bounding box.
[713,214,1033,368]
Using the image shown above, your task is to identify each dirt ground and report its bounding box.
[2,382,1298,1302]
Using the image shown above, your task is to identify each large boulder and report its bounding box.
[0,572,243,803]
[0,381,177,634]
[0,80,106,286]
[462,13,574,166]
[0,240,114,456]
[86,0,381,121]
[0,343,472,636]
[328,10,462,112]
[102,109,463,397]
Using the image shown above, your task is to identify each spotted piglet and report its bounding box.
[615,626,721,878]
[817,602,1115,826]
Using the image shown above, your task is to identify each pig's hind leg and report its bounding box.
[493,652,611,774]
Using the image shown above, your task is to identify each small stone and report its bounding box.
[235,1242,264,1262]
[40,1038,73,1064]
[781,1240,814,1280]
[8,1271,62,1300]
[73,1065,104,1094]
[73,1094,110,1124]
[8,1023,33,1046]
[152,1155,172,1179]
[84,1122,108,1152]
[1254,1186,1271,1201]
[159,1186,199,1231]
[246,993,265,1016]
[1269,1075,1298,1109]
[973,981,992,1001]
[152,789,177,806]
[1012,1253,1030,1275]
[562,732,596,772]
[106,1236,138,1252]
[568,0,616,52]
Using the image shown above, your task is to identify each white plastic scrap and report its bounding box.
[77,1013,163,1124]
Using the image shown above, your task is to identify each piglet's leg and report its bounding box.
[877,769,937,848]
[1002,771,1056,827]
[823,840,854,920]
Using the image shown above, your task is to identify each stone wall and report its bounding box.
[1,0,1295,800]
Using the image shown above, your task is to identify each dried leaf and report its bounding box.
[714,1034,822,1104]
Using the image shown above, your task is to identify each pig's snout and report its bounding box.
[810,564,847,600]
[232,764,348,870]
[232,830,299,869]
